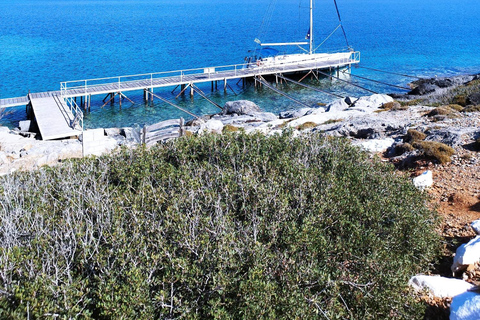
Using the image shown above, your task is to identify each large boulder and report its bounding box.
[199,119,224,134]
[424,129,465,147]
[223,100,261,115]
[409,83,439,95]
[450,292,480,320]
[408,275,475,299]
[467,93,480,106]
[471,220,480,235]
[452,236,480,273]
[326,98,349,113]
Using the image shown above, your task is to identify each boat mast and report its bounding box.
[309,0,313,54]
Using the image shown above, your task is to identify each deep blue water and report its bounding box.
[1,0,479,129]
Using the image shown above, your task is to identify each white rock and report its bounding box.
[199,119,224,134]
[450,291,480,320]
[471,220,480,235]
[223,100,261,115]
[354,138,395,153]
[452,236,480,273]
[358,94,394,109]
[326,98,349,112]
[413,170,433,190]
[408,275,475,298]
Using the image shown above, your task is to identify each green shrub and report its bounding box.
[0,132,440,319]
[413,141,455,164]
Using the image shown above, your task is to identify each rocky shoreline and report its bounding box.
[1,72,480,318]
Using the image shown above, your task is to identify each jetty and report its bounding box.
[0,52,360,140]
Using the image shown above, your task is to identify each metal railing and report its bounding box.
[59,51,360,97]
[60,84,84,131]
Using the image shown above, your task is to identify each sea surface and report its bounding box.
[1,0,479,129]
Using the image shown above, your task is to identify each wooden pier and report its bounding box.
[29,95,83,140]
[0,52,360,140]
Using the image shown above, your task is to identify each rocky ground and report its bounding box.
[1,72,480,318]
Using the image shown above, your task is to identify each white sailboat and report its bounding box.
[246,0,359,71]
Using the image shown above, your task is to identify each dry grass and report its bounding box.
[404,129,426,143]
[296,122,318,130]
[222,124,242,133]
[321,119,343,125]
[413,141,456,164]
[462,105,480,113]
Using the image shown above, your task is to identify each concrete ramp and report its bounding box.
[30,95,83,140]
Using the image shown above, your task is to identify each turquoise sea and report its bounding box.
[1,0,479,129]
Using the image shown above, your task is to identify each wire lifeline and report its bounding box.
[316,69,378,94]
[357,66,423,80]
[342,71,411,91]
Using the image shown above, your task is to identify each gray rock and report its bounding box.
[467,93,480,106]
[121,127,141,143]
[424,129,464,147]
[250,112,278,122]
[326,98,349,112]
[332,117,403,139]
[344,96,357,105]
[105,128,121,137]
[409,83,439,95]
[279,108,314,119]
[223,100,261,115]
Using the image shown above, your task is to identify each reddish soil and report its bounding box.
[409,149,480,318]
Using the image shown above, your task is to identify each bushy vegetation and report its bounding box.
[0,132,440,319]
[412,141,456,164]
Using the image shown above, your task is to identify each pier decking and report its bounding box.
[30,95,82,140]
[0,52,360,140]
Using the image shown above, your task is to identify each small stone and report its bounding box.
[413,170,433,190]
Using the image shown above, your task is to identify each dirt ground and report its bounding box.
[409,149,480,318]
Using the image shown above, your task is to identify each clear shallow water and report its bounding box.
[1,0,479,129]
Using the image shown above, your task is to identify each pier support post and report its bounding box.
[224,79,227,92]
[181,84,186,96]
[211,81,214,92]
[190,85,194,99]
[215,81,218,91]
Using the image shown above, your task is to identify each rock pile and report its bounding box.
[409,220,480,320]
